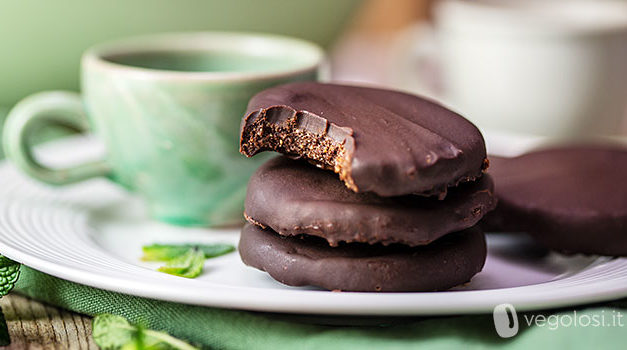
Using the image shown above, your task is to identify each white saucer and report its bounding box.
[0,137,625,315]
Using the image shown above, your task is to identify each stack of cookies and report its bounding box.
[237,82,496,292]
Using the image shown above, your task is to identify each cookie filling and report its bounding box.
[240,105,357,191]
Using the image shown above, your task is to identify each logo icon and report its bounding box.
[493,303,519,338]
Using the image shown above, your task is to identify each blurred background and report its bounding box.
[1,0,627,155]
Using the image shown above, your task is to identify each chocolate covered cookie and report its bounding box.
[240,82,488,198]
[245,156,496,247]
[484,146,627,256]
[239,223,487,292]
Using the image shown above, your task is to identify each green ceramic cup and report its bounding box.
[3,32,323,226]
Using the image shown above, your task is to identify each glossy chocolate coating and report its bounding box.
[240,82,487,198]
[483,146,627,256]
[245,156,496,247]
[239,223,487,292]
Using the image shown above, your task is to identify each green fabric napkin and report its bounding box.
[14,266,627,350]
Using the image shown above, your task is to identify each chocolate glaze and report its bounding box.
[245,156,496,247]
[240,82,487,198]
[239,223,487,292]
[482,146,627,256]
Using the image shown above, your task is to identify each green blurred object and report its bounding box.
[0,109,5,158]
[3,33,322,227]
[0,0,361,108]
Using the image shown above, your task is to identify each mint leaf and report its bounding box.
[92,314,134,349]
[128,324,176,350]
[141,245,189,262]
[142,243,234,279]
[198,244,235,259]
[92,314,198,350]
[0,255,20,297]
[157,249,205,278]
[142,243,234,261]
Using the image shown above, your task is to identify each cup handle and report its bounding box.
[2,91,111,185]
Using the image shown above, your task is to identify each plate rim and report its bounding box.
[2,238,626,315]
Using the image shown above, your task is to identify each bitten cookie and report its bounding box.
[240,82,488,198]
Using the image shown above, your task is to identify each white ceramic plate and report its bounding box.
[0,136,626,316]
